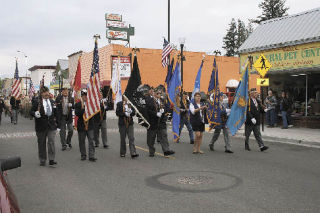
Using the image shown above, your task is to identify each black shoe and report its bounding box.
[190,140,194,144]
[40,162,46,166]
[103,145,109,149]
[95,144,99,148]
[281,127,288,129]
[49,160,57,165]
[164,150,175,156]
[68,143,72,148]
[120,154,125,158]
[131,154,139,159]
[260,146,269,152]
[225,150,234,153]
[89,157,97,162]
[81,156,86,161]
[149,154,155,157]
[245,144,251,151]
[62,146,67,151]
[209,144,214,151]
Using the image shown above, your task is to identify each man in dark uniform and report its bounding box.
[178,91,194,144]
[116,95,139,158]
[30,86,58,166]
[56,88,74,150]
[146,87,175,157]
[10,94,21,125]
[0,96,5,125]
[75,90,97,162]
[245,88,269,152]
[93,91,109,148]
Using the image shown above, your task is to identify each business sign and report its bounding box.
[107,30,128,40]
[105,13,122,21]
[257,78,269,86]
[240,42,320,73]
[112,56,131,78]
[106,20,128,28]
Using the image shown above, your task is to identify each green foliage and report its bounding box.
[253,0,289,24]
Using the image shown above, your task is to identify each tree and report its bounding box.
[236,19,247,55]
[223,18,237,57]
[253,0,289,24]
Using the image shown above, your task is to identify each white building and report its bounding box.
[28,65,56,93]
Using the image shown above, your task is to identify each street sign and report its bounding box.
[253,54,272,77]
[106,20,128,28]
[257,78,269,86]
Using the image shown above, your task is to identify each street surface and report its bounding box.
[1,113,320,213]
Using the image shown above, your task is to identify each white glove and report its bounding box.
[251,118,257,124]
[159,108,164,114]
[35,111,41,118]
[127,108,132,114]
[125,112,131,117]
[68,103,73,107]
[264,109,268,112]
[226,109,231,113]
[157,112,162,118]
[101,98,107,103]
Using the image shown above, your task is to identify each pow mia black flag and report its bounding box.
[123,55,150,129]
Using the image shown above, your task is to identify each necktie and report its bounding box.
[46,99,52,116]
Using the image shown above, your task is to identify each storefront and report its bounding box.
[239,8,320,128]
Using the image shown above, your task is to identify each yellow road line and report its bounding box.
[127,144,175,160]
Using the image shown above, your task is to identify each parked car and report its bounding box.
[0,157,21,213]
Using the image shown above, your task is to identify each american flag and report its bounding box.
[11,59,21,99]
[28,79,35,99]
[84,39,101,121]
[162,38,173,67]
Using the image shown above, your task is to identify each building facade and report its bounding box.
[28,66,56,93]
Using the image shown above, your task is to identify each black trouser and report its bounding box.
[147,128,170,155]
[245,124,264,148]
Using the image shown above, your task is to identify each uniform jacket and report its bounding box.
[246,98,264,126]
[116,101,135,126]
[10,97,21,110]
[30,98,57,132]
[74,101,95,132]
[146,95,167,130]
[55,94,74,125]
[180,98,190,119]
[0,99,5,113]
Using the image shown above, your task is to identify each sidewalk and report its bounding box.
[235,126,320,148]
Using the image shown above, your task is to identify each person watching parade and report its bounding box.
[30,86,58,166]
[75,89,97,162]
[116,95,139,158]
[190,92,207,154]
[55,88,74,150]
[245,88,269,152]
[209,92,233,153]
[0,96,5,125]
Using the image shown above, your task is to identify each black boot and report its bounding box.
[245,143,251,151]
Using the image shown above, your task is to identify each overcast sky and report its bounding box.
[0,0,319,77]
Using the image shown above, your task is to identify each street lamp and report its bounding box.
[179,37,186,94]
[58,70,62,94]
[17,50,28,95]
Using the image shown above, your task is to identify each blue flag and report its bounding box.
[165,58,174,89]
[191,60,204,102]
[226,66,249,135]
[207,58,221,129]
[167,62,181,142]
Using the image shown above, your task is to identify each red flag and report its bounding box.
[73,56,82,93]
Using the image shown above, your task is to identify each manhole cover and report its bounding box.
[177,176,214,185]
[145,171,242,193]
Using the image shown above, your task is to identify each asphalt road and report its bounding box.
[1,114,320,213]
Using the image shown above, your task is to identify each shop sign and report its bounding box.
[105,13,122,21]
[257,78,269,86]
[106,20,128,28]
[240,42,320,72]
[112,56,131,78]
[253,54,272,77]
[107,30,128,40]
